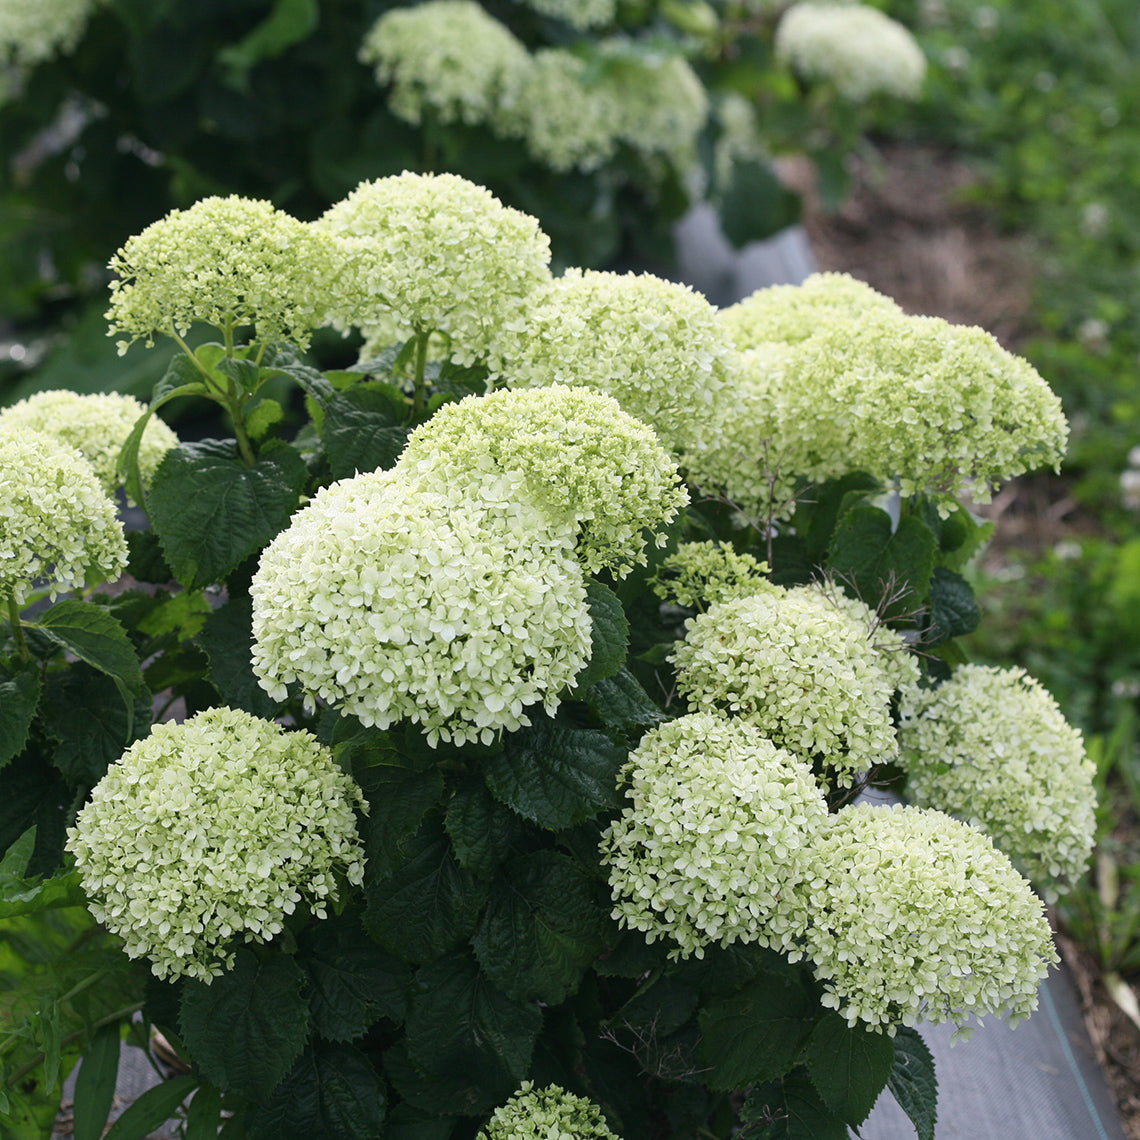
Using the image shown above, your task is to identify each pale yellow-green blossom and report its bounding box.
[479,1082,620,1140]
[509,0,615,29]
[0,0,101,68]
[650,541,774,610]
[67,708,366,982]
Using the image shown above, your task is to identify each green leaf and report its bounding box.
[740,1070,849,1140]
[185,1083,224,1140]
[574,580,630,689]
[357,765,446,882]
[483,719,626,831]
[214,355,262,396]
[0,661,40,771]
[887,1026,937,1140]
[932,500,994,571]
[581,667,668,736]
[197,592,282,717]
[179,950,308,1102]
[218,0,320,84]
[72,1022,123,1140]
[384,1102,460,1140]
[0,855,86,920]
[472,850,603,1004]
[148,439,308,589]
[444,777,523,879]
[383,1039,494,1118]
[102,1075,197,1140]
[798,473,883,562]
[246,397,285,441]
[926,567,981,646]
[713,157,802,249]
[125,530,174,584]
[803,1012,895,1126]
[322,386,410,479]
[0,748,70,877]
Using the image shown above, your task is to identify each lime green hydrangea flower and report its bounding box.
[671,584,898,784]
[479,1082,620,1140]
[0,0,101,68]
[899,666,1096,897]
[510,0,615,30]
[650,541,774,610]
[67,708,366,982]
[795,803,1057,1033]
[0,390,178,500]
[250,468,591,747]
[775,3,927,101]
[317,172,551,368]
[106,196,342,352]
[399,385,688,576]
[601,712,827,958]
[0,429,127,604]
[359,1,528,128]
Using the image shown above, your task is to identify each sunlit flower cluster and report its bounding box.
[650,541,773,610]
[511,0,615,29]
[602,713,827,958]
[400,386,688,576]
[0,0,101,68]
[775,3,927,101]
[67,708,366,982]
[479,1082,620,1140]
[899,666,1096,896]
[794,803,1057,1032]
[0,429,126,604]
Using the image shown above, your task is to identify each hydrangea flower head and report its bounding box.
[0,0,101,68]
[650,541,774,610]
[317,172,551,367]
[601,712,828,958]
[510,0,615,30]
[106,196,341,352]
[0,429,127,604]
[67,708,366,982]
[399,385,688,576]
[250,468,591,746]
[479,1082,620,1140]
[796,803,1057,1032]
[899,666,1095,897]
[0,390,178,500]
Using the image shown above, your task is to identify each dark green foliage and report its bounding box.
[886,1026,938,1140]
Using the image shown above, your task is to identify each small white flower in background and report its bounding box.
[1079,202,1110,239]
[971,5,1000,33]
[478,1082,620,1140]
[1052,539,1083,561]
[941,45,971,73]
[1077,316,1110,354]
[1111,677,1140,700]
[0,0,102,68]
[509,0,615,30]
[1120,466,1140,511]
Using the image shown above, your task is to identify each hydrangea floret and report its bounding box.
[670,584,898,783]
[510,0,616,30]
[650,541,774,610]
[601,712,828,958]
[478,1082,620,1140]
[899,665,1096,896]
[66,707,366,982]
[794,803,1057,1033]
[250,468,592,746]
[0,0,101,68]
[0,428,127,604]
[399,385,688,576]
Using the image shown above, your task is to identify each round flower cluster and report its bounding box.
[66,708,366,982]
[317,172,551,367]
[0,0,100,68]
[0,429,127,604]
[106,196,342,352]
[899,666,1096,896]
[400,386,688,576]
[250,468,592,747]
[650,541,774,610]
[359,1,528,129]
[775,3,927,102]
[511,0,615,29]
[794,804,1057,1032]
[478,1082,619,1140]
[0,390,178,500]
[601,713,827,958]
[671,585,898,783]
[499,269,732,455]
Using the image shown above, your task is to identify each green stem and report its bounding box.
[411,330,430,418]
[223,314,235,359]
[6,591,29,661]
[171,332,224,398]
[230,396,257,467]
[5,1003,144,1089]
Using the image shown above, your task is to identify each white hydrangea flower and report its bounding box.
[359,1,528,128]
[0,390,178,501]
[899,665,1096,897]
[509,0,615,29]
[601,712,828,958]
[317,172,551,368]
[670,584,898,784]
[650,541,774,610]
[795,803,1058,1033]
[399,385,688,576]
[250,467,592,747]
[67,708,366,982]
[479,1082,620,1140]
[775,3,927,101]
[0,0,101,68]
[0,428,127,604]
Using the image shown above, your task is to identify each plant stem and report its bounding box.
[171,332,223,397]
[6,591,29,661]
[411,329,430,418]
[5,1003,144,1089]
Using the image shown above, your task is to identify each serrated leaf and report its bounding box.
[185,1083,224,1140]
[0,748,70,877]
[215,355,262,395]
[322,386,410,479]
[357,766,446,882]
[741,1071,849,1140]
[72,1022,123,1140]
[0,661,40,770]
[125,530,174,584]
[197,593,282,717]
[574,580,630,689]
[926,567,981,646]
[148,439,308,589]
[180,950,308,1102]
[483,719,626,831]
[444,777,522,878]
[383,1102,460,1140]
[472,851,603,1004]
[102,1075,197,1140]
[887,1026,937,1140]
[798,473,883,562]
[245,397,285,440]
[803,1012,895,1126]
[261,346,336,407]
[383,1039,495,1118]
[0,851,84,919]
[713,157,802,248]
[582,667,668,736]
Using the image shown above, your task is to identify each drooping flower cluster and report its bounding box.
[478,1082,620,1140]
[0,429,127,604]
[775,3,927,101]
[399,386,688,576]
[510,0,615,29]
[793,804,1057,1033]
[0,390,178,499]
[601,713,828,958]
[899,666,1096,896]
[66,708,366,982]
[0,0,101,68]
[650,541,774,610]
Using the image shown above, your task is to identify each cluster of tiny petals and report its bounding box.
[775,3,927,101]
[795,803,1057,1033]
[317,172,551,368]
[0,390,178,499]
[250,467,591,747]
[511,0,615,29]
[0,0,101,68]
[651,541,775,610]
[478,1082,620,1140]
[400,385,687,576]
[899,666,1096,897]
[66,708,366,982]
[670,584,898,784]
[0,428,127,604]
[601,713,827,959]
[106,196,342,353]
